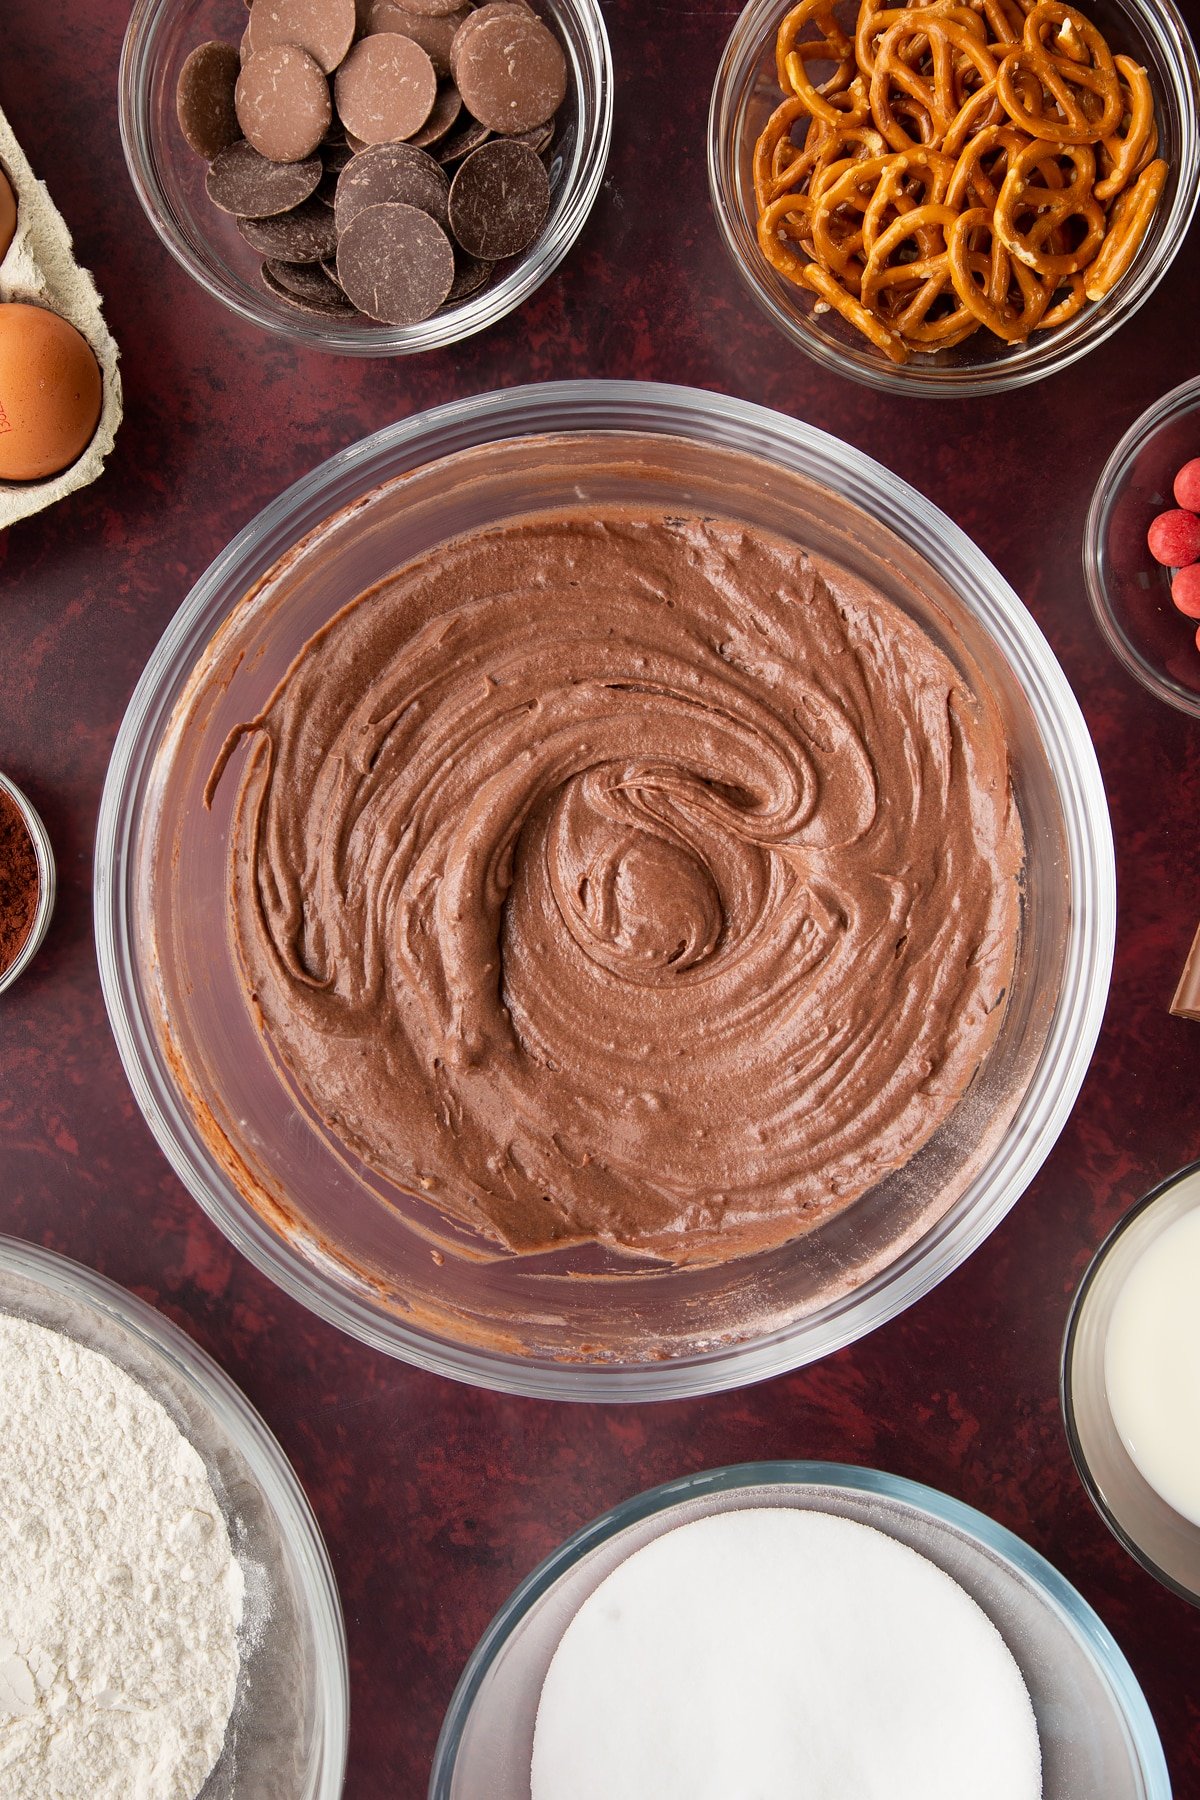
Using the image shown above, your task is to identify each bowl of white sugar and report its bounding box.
[1063,1158,1200,1608]
[430,1460,1169,1800]
[0,1235,348,1799]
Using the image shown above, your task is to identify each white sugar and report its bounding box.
[532,1508,1042,1800]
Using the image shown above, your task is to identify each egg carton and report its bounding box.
[0,104,122,529]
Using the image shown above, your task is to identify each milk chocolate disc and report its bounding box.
[334,141,451,232]
[236,45,332,162]
[447,137,549,258]
[453,0,531,32]
[206,140,324,216]
[335,201,455,322]
[334,34,438,144]
[238,195,340,260]
[433,114,490,164]
[177,42,242,159]
[387,0,466,15]
[447,0,533,79]
[453,13,565,133]
[367,2,473,77]
[407,84,464,148]
[246,0,357,73]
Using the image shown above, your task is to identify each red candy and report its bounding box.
[1174,457,1200,513]
[1141,450,1200,659]
[1147,508,1200,568]
[1172,563,1200,619]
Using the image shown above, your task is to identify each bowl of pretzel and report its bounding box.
[708,0,1199,393]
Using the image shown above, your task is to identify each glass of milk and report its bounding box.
[1062,1159,1200,1607]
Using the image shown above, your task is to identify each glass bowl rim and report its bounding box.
[94,377,1116,1401]
[0,1231,351,1795]
[1082,373,1200,718]
[1060,1152,1200,1609]
[705,0,1200,398]
[0,771,56,996]
[428,1457,1170,1799]
[117,0,614,358]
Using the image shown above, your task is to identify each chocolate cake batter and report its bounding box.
[212,507,1023,1263]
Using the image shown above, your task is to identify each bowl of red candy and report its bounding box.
[1085,375,1200,716]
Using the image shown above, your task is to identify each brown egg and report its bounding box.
[0,167,15,261]
[0,303,102,482]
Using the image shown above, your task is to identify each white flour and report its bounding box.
[0,1315,244,1799]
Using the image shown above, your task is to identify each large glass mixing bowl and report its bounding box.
[95,382,1114,1399]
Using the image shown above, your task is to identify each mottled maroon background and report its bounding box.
[2,1,1199,1793]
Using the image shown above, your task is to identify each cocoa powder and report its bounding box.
[0,787,39,975]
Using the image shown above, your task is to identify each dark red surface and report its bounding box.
[3,3,1200,1793]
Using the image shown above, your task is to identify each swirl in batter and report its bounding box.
[213,508,1023,1263]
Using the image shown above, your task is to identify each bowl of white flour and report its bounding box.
[0,1235,347,1799]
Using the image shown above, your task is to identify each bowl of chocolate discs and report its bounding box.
[119,0,612,353]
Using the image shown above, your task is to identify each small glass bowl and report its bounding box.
[1083,375,1200,717]
[0,772,56,996]
[430,1461,1169,1799]
[0,1234,349,1797]
[118,0,612,356]
[1062,1159,1200,1608]
[707,0,1200,397]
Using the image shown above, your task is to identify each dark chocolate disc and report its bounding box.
[443,251,494,304]
[235,45,332,163]
[262,262,361,314]
[177,42,242,160]
[264,257,356,305]
[335,201,455,322]
[447,137,549,258]
[432,114,490,164]
[508,119,553,154]
[334,34,438,144]
[238,195,340,260]
[408,83,464,147]
[334,141,451,232]
[323,136,355,172]
[245,0,357,73]
[452,13,565,134]
[366,2,473,78]
[206,141,324,216]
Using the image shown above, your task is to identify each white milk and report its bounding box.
[1105,1202,1200,1529]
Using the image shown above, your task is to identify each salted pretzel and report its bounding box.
[1085,156,1168,298]
[752,0,1166,363]
[1096,54,1156,200]
[994,139,1107,275]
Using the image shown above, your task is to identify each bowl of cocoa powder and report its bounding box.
[0,773,54,994]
